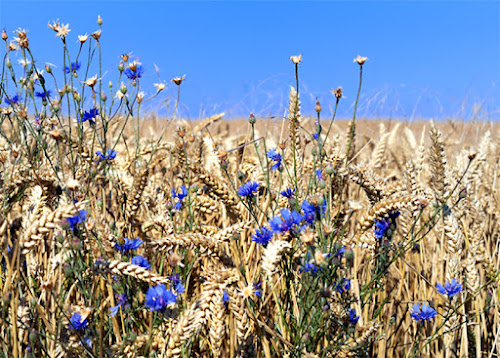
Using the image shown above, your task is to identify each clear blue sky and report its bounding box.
[1,1,498,120]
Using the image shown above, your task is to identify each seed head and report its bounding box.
[116,90,124,100]
[1,30,7,41]
[49,128,62,140]
[136,92,145,104]
[66,178,79,191]
[239,284,254,299]
[333,87,343,99]
[354,55,368,66]
[290,54,302,65]
[171,75,186,86]
[314,251,327,265]
[8,42,18,52]
[217,149,228,160]
[78,34,88,44]
[90,30,101,41]
[168,252,184,267]
[301,227,315,245]
[154,82,166,92]
[84,75,98,88]
[14,28,29,48]
[48,21,70,38]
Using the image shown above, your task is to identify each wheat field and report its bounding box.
[0,22,499,358]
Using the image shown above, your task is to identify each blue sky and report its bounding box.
[1,1,498,120]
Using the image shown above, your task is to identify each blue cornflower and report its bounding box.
[4,94,20,105]
[83,337,92,348]
[175,282,185,294]
[253,282,262,298]
[301,198,327,225]
[123,65,144,80]
[313,132,319,140]
[316,169,323,181]
[35,90,51,100]
[348,308,359,325]
[131,255,151,270]
[280,187,295,198]
[252,227,273,245]
[67,210,87,231]
[144,284,176,311]
[65,61,81,74]
[269,209,303,234]
[168,273,185,294]
[267,148,282,171]
[114,238,143,254]
[109,294,128,317]
[410,303,437,322]
[335,278,351,294]
[96,149,117,162]
[299,261,321,275]
[68,312,88,330]
[237,181,259,197]
[172,186,188,210]
[374,219,390,240]
[373,212,400,240]
[222,290,229,303]
[436,279,463,298]
[169,273,181,287]
[80,108,99,123]
[335,245,346,258]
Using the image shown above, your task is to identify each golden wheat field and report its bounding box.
[1,22,499,358]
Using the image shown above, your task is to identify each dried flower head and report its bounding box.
[354,55,368,66]
[301,227,316,245]
[239,284,254,299]
[290,54,303,65]
[90,30,101,41]
[116,90,124,100]
[48,21,70,38]
[314,251,327,265]
[128,60,140,72]
[84,75,99,88]
[8,41,18,51]
[136,92,145,104]
[168,252,184,267]
[1,30,7,41]
[154,82,166,92]
[121,53,130,62]
[171,75,186,86]
[49,128,62,140]
[66,178,79,191]
[333,87,343,99]
[14,29,29,48]
[217,149,228,160]
[78,34,88,44]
